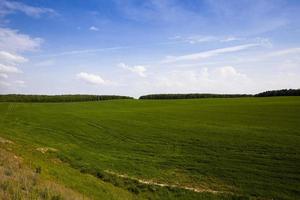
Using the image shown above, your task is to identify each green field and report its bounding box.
[0,97,299,199]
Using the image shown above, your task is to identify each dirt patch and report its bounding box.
[104,170,225,194]
[0,137,14,144]
[51,158,63,164]
[36,147,58,154]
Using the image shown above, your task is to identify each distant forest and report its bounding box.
[140,89,300,99]
[0,89,299,102]
[0,95,133,102]
[139,93,251,100]
[254,89,300,97]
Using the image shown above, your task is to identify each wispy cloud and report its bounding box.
[266,48,300,57]
[1,79,26,88]
[0,26,42,87]
[205,0,290,35]
[37,40,195,58]
[0,0,57,17]
[14,80,25,87]
[220,36,242,42]
[0,73,8,78]
[89,26,99,31]
[0,28,42,53]
[35,37,256,59]
[181,35,217,44]
[119,63,147,77]
[214,66,247,80]
[0,51,27,64]
[0,80,10,87]
[114,0,200,23]
[37,46,130,58]
[169,35,242,44]
[0,63,22,73]
[163,43,260,63]
[0,27,41,81]
[149,66,250,94]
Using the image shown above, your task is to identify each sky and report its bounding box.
[0,0,300,97]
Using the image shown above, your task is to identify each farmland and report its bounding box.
[0,97,299,199]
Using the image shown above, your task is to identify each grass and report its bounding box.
[0,143,90,200]
[0,97,299,199]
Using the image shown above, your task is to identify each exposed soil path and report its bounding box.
[104,170,228,194]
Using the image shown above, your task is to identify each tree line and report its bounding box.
[0,94,133,102]
[139,89,300,99]
[0,89,299,102]
[254,89,300,97]
[139,93,252,100]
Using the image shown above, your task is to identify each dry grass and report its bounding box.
[36,147,58,154]
[0,136,14,144]
[0,144,89,200]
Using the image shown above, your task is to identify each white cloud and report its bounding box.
[0,63,22,73]
[155,70,204,88]
[119,63,147,77]
[0,80,10,87]
[0,51,27,64]
[267,48,300,57]
[169,35,243,44]
[0,79,25,88]
[38,46,129,58]
[214,66,247,79]
[184,35,217,44]
[89,26,99,31]
[163,43,259,63]
[0,0,56,18]
[76,72,106,85]
[168,35,181,40]
[0,73,8,78]
[15,80,25,87]
[0,27,43,89]
[254,37,272,48]
[221,36,242,42]
[150,66,250,94]
[0,28,42,53]
[171,47,300,68]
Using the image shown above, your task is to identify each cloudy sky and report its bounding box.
[0,0,300,97]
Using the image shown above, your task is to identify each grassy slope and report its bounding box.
[0,97,299,199]
[1,140,137,200]
[0,145,93,200]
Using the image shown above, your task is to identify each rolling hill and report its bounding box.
[0,97,299,199]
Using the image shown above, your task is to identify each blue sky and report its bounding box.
[0,0,300,97]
